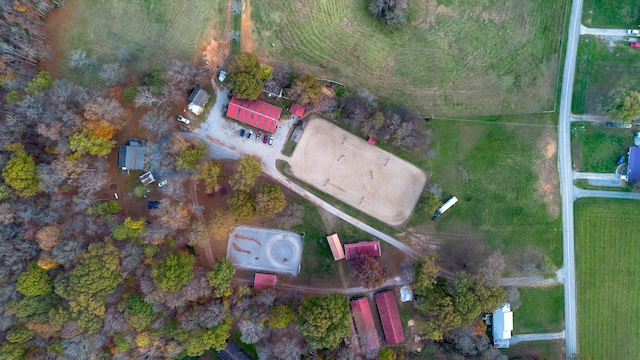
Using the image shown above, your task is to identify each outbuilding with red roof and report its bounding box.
[344,241,381,260]
[253,273,277,291]
[375,291,405,345]
[290,103,306,118]
[226,96,282,133]
[350,297,380,353]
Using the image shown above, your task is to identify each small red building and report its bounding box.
[375,291,405,345]
[290,103,305,117]
[226,96,282,133]
[253,273,277,291]
[344,241,381,260]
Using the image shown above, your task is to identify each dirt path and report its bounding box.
[240,0,254,53]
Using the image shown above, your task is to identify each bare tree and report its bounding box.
[272,337,305,360]
[35,224,61,251]
[427,183,442,198]
[229,30,241,42]
[239,319,267,344]
[255,341,273,360]
[134,86,164,108]
[231,1,242,15]
[158,177,187,202]
[98,62,125,86]
[199,299,227,328]
[272,62,292,88]
[83,96,126,127]
[505,287,522,310]
[139,107,171,138]
[163,59,198,104]
[477,250,505,285]
[0,203,16,225]
[186,220,209,246]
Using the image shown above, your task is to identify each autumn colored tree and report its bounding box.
[111,217,147,241]
[229,154,262,191]
[604,88,640,123]
[224,52,264,99]
[207,210,235,239]
[152,251,195,292]
[290,74,322,105]
[150,201,191,230]
[254,184,286,218]
[17,262,53,297]
[195,159,225,193]
[269,305,294,329]
[414,254,440,296]
[227,191,256,221]
[176,142,206,171]
[296,293,350,349]
[180,323,230,356]
[69,129,116,157]
[35,224,61,252]
[206,259,236,297]
[351,255,386,289]
[2,143,39,197]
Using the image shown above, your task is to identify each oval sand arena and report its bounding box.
[290,117,427,226]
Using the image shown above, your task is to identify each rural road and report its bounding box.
[510,331,566,345]
[573,186,640,200]
[579,25,631,37]
[557,0,583,357]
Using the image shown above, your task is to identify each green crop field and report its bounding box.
[571,122,633,172]
[49,0,228,75]
[250,0,566,116]
[514,286,564,334]
[582,0,640,28]
[575,198,640,360]
[572,36,640,114]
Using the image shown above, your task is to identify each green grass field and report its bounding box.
[513,286,564,334]
[582,0,640,28]
[421,115,563,268]
[502,340,564,360]
[572,36,640,114]
[571,122,633,172]
[250,0,566,115]
[50,0,228,75]
[575,198,640,359]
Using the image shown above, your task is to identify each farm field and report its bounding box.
[582,0,640,28]
[513,286,564,334]
[414,114,563,273]
[575,198,640,360]
[44,0,228,76]
[571,122,634,172]
[572,36,640,114]
[250,0,566,115]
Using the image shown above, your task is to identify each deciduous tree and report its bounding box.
[296,293,350,350]
[152,251,195,292]
[351,255,386,289]
[206,259,236,297]
[229,154,262,191]
[176,142,206,171]
[224,52,264,100]
[111,217,146,241]
[150,201,191,230]
[414,254,440,296]
[269,305,294,329]
[16,262,52,296]
[98,62,125,86]
[195,159,225,193]
[604,88,640,123]
[290,74,322,105]
[122,292,155,330]
[139,107,171,138]
[207,210,235,239]
[69,129,116,157]
[35,224,61,252]
[24,71,53,94]
[255,184,286,218]
[227,191,256,221]
[2,143,39,197]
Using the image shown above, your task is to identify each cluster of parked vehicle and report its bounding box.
[239,128,273,145]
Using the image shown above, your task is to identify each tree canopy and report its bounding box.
[69,129,117,157]
[291,74,322,105]
[269,305,294,329]
[111,217,146,241]
[604,88,640,123]
[207,259,236,297]
[16,262,53,297]
[296,293,350,350]
[227,191,256,221]
[224,52,264,100]
[151,251,195,292]
[195,159,225,193]
[176,142,206,171]
[123,292,156,330]
[351,255,386,289]
[255,184,286,218]
[2,143,39,197]
[414,254,440,296]
[229,154,262,191]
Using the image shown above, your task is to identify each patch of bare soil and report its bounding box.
[201,39,227,69]
[534,129,560,218]
[240,0,255,53]
[411,0,458,29]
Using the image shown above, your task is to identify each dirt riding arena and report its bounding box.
[226,226,303,275]
[290,117,427,226]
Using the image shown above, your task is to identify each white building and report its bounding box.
[492,303,513,348]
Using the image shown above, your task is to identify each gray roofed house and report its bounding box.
[188,86,211,115]
[118,138,146,171]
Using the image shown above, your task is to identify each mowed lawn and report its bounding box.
[572,36,640,114]
[571,122,634,172]
[251,0,566,115]
[582,0,640,28]
[575,198,640,359]
[48,0,228,74]
[514,286,564,334]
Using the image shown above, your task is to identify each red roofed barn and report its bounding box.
[226,96,282,133]
[350,298,380,353]
[290,103,305,117]
[375,291,405,345]
[344,241,381,260]
[253,273,277,291]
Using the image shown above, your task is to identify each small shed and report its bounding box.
[400,286,413,302]
[492,303,513,348]
[344,241,381,260]
[326,233,345,261]
[118,138,146,171]
[253,273,277,291]
[290,103,305,118]
[188,86,211,115]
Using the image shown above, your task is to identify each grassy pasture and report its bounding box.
[582,0,640,28]
[571,122,633,172]
[513,286,564,334]
[575,198,640,360]
[250,0,566,115]
[48,0,228,75]
[572,36,640,114]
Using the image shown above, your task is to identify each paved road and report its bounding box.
[558,0,583,357]
[580,25,630,37]
[510,331,566,345]
[572,172,618,181]
[574,186,640,200]
[218,342,252,360]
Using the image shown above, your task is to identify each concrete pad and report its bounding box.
[226,226,303,275]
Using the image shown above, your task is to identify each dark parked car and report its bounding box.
[240,129,246,137]
[179,125,189,131]
[263,134,269,144]
[247,130,253,139]
[147,201,160,209]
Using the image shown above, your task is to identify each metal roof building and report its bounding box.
[344,241,381,260]
[188,86,211,115]
[290,103,306,117]
[226,96,282,133]
[492,303,513,348]
[253,273,277,291]
[627,146,640,182]
[350,297,380,353]
[326,233,345,261]
[375,291,405,345]
[118,138,146,171]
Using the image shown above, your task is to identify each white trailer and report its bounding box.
[432,196,458,220]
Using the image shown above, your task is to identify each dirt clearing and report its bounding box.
[289,117,426,227]
[534,129,560,218]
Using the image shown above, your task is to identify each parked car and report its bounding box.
[630,42,640,47]
[606,122,618,128]
[240,129,246,137]
[147,201,160,209]
[627,29,640,35]
[256,132,261,141]
[177,115,190,125]
[263,134,269,144]
[268,136,274,145]
[158,179,168,187]
[247,130,253,139]
[617,156,626,165]
[179,125,189,131]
